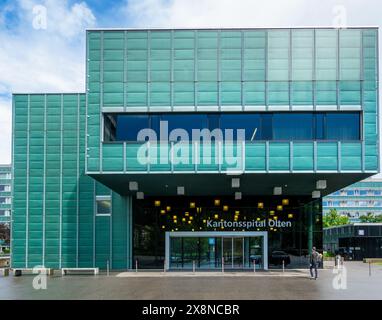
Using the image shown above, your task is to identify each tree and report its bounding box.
[0,223,10,245]
[359,212,376,223]
[359,212,382,223]
[323,209,350,228]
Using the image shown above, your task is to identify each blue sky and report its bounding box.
[0,0,382,170]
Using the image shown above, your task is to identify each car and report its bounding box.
[335,247,353,261]
[270,251,291,266]
[249,254,262,265]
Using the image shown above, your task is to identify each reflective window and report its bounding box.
[117,115,149,141]
[273,113,313,140]
[315,113,325,140]
[220,114,261,140]
[326,113,360,140]
[261,114,273,140]
[103,112,361,142]
[161,114,208,139]
[104,114,149,141]
[207,114,220,131]
[96,197,111,215]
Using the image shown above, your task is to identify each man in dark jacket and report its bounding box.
[309,246,320,280]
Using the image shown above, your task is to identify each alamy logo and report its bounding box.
[332,264,347,290]
[136,121,251,174]
[32,266,48,290]
[32,5,47,30]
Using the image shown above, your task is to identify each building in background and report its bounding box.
[323,178,382,222]
[324,223,382,259]
[11,27,379,271]
[0,164,11,253]
[0,164,12,225]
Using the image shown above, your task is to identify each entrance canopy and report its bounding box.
[90,172,369,197]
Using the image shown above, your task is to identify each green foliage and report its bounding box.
[0,223,10,243]
[359,212,382,223]
[323,209,350,227]
[323,251,335,257]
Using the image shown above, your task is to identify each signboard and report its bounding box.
[205,219,292,230]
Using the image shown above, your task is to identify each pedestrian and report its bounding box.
[309,246,320,280]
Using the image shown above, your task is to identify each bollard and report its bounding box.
[192,260,195,273]
[164,259,166,273]
[222,257,224,273]
[107,260,110,276]
[0,268,9,277]
[135,259,138,272]
[253,260,256,273]
[282,260,285,273]
[369,261,371,277]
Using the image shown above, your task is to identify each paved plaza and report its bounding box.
[0,262,381,300]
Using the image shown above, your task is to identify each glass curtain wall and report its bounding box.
[133,196,322,269]
[169,235,263,270]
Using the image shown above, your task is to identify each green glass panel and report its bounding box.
[267,30,289,81]
[292,29,313,80]
[316,81,337,105]
[315,29,337,80]
[221,82,241,105]
[291,81,313,105]
[243,81,265,105]
[268,81,289,105]
[197,82,218,105]
[150,82,171,106]
[174,82,194,106]
[339,29,361,80]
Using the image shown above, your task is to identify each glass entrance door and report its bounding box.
[232,237,244,268]
[166,231,267,270]
[222,237,232,268]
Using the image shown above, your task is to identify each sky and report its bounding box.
[0,0,381,175]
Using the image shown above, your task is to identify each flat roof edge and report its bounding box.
[324,223,382,230]
[12,92,85,95]
[86,26,379,31]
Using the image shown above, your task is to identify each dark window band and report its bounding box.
[103,112,361,142]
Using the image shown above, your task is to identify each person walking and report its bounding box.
[309,246,320,280]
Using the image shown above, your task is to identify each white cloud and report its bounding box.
[0,97,12,165]
[1,0,382,177]
[18,0,96,38]
[123,0,381,28]
[0,0,96,163]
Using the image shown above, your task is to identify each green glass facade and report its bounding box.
[87,28,378,177]
[11,28,379,270]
